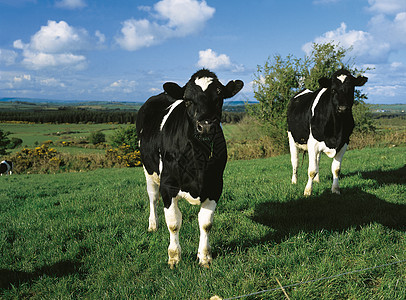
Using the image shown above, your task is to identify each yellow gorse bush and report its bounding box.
[106,143,141,167]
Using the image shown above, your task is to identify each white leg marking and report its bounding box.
[288,131,299,184]
[314,151,321,183]
[305,137,319,196]
[144,167,160,232]
[331,143,347,194]
[164,198,182,268]
[198,199,216,267]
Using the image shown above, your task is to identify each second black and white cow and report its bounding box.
[136,69,243,268]
[0,160,13,176]
[287,69,367,196]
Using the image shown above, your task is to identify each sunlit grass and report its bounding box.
[1,146,405,299]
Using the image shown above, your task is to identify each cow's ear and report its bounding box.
[353,76,368,87]
[163,82,184,99]
[224,80,244,99]
[318,77,331,88]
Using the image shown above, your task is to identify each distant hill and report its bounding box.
[0,97,257,107]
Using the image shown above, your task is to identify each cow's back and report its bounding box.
[287,90,315,144]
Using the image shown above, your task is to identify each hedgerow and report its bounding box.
[10,142,141,174]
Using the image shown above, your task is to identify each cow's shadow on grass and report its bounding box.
[0,260,85,290]
[346,164,405,185]
[249,166,406,246]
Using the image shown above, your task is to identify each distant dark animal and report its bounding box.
[287,69,367,195]
[136,69,243,268]
[0,160,13,176]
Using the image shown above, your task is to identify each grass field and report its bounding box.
[2,123,123,154]
[1,146,405,299]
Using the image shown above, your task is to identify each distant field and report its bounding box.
[0,146,405,299]
[2,123,123,154]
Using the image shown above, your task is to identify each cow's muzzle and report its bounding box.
[337,105,349,114]
[196,120,216,136]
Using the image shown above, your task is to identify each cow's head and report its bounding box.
[163,69,243,137]
[318,69,368,114]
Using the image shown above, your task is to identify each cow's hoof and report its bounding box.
[200,262,210,269]
[198,252,212,268]
[304,189,312,196]
[332,187,341,194]
[168,260,179,269]
[168,249,181,269]
[148,226,157,232]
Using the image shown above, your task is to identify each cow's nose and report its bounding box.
[337,106,348,113]
[196,120,213,135]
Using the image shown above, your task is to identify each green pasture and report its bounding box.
[1,146,405,299]
[1,123,124,154]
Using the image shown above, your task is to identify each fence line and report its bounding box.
[221,259,406,300]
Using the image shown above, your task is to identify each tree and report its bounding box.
[249,42,373,150]
[0,129,11,155]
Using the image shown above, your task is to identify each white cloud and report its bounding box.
[197,48,245,72]
[197,49,231,69]
[13,74,31,82]
[154,0,215,35]
[40,77,66,87]
[13,20,101,70]
[368,0,406,15]
[55,0,86,9]
[116,0,215,51]
[103,79,137,94]
[302,22,392,63]
[95,30,106,44]
[369,12,406,50]
[0,49,18,65]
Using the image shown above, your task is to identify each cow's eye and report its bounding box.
[184,100,192,107]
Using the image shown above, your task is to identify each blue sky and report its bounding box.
[0,0,405,104]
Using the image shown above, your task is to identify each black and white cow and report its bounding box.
[136,69,243,268]
[0,160,13,176]
[287,69,367,196]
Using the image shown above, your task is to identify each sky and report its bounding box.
[0,0,405,104]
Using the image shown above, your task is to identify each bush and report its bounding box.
[110,125,139,151]
[89,131,106,145]
[12,144,62,173]
[106,144,141,167]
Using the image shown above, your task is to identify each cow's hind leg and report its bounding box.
[331,144,348,194]
[144,168,160,232]
[313,151,321,183]
[288,132,299,184]
[198,199,217,268]
[164,197,182,269]
[304,146,319,196]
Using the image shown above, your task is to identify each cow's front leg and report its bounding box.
[164,197,182,269]
[197,199,217,268]
[331,144,347,194]
[305,147,318,196]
